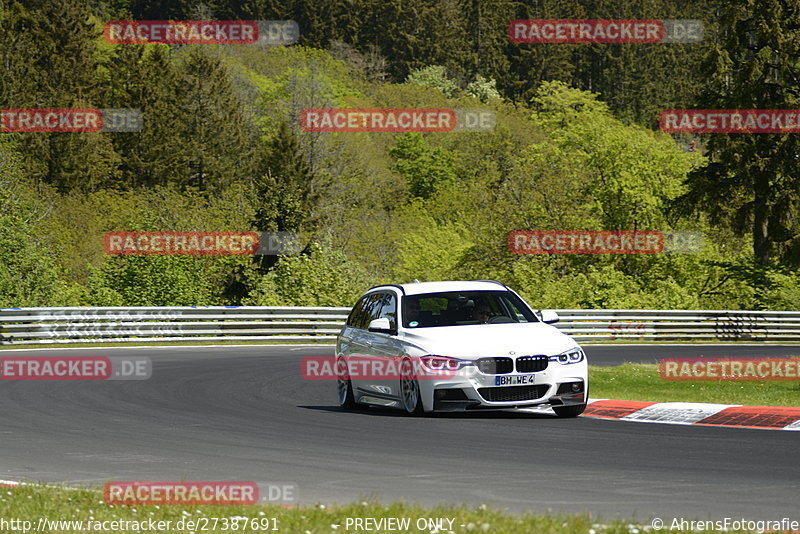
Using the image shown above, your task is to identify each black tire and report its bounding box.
[553,403,587,418]
[554,383,588,418]
[400,358,424,416]
[337,358,357,410]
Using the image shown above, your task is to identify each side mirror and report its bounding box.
[368,317,395,334]
[539,310,560,324]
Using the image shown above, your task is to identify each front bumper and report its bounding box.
[423,361,588,412]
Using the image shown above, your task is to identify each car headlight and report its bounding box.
[549,348,585,365]
[419,355,473,371]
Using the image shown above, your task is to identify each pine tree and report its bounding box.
[253,120,312,233]
[0,0,118,192]
[678,0,800,266]
[173,47,255,193]
[101,45,191,188]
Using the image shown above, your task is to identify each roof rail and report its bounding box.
[473,279,509,289]
[366,283,406,295]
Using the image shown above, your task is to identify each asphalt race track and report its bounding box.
[0,345,798,519]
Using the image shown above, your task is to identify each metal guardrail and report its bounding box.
[1,306,799,346]
[555,309,800,341]
[0,307,349,345]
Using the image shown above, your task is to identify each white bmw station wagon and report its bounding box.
[335,280,588,416]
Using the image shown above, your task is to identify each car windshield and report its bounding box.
[401,290,538,328]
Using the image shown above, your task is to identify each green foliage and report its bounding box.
[761,272,800,310]
[0,198,63,308]
[392,218,473,283]
[85,255,216,306]
[172,47,257,192]
[529,81,705,230]
[390,133,457,199]
[405,65,459,98]
[253,121,313,233]
[244,243,366,307]
[0,0,121,192]
[705,260,800,311]
[510,261,704,310]
[231,45,364,125]
[679,0,800,266]
[0,145,62,307]
[1,2,797,312]
[102,44,191,188]
[466,75,501,102]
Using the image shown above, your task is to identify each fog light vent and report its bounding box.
[556,381,584,395]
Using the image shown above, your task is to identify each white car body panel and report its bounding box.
[336,281,589,415]
[399,323,575,357]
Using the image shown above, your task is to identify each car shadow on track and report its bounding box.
[298,405,557,419]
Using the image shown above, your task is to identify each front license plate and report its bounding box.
[495,374,536,386]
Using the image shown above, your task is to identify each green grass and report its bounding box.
[590,363,800,407]
[0,484,734,534]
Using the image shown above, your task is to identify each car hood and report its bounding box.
[398,322,577,358]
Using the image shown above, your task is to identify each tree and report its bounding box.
[253,120,313,233]
[529,81,703,230]
[390,133,458,199]
[678,0,800,266]
[0,0,119,192]
[86,255,216,306]
[466,75,501,102]
[0,143,62,307]
[244,242,366,307]
[102,44,187,188]
[405,65,459,98]
[392,218,472,282]
[173,47,256,193]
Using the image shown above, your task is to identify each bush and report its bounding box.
[390,133,457,199]
[244,243,367,307]
[85,255,216,306]
[466,75,501,102]
[405,65,458,97]
[392,218,472,282]
[0,145,63,307]
[0,208,63,307]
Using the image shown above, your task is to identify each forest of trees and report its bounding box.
[1,0,799,310]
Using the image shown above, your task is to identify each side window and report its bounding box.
[347,292,398,330]
[347,295,373,329]
[363,293,385,325]
[377,293,397,330]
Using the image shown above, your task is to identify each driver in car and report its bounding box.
[471,302,492,323]
[405,299,422,325]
